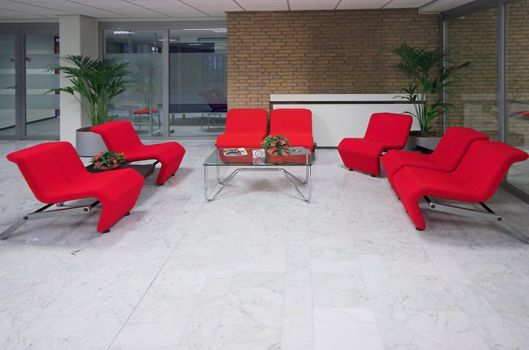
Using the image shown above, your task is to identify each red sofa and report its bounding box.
[391,140,528,231]
[91,121,186,186]
[6,142,144,233]
[382,127,489,184]
[338,113,412,176]
[216,109,268,149]
[270,108,314,151]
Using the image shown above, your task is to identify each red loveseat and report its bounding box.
[215,109,268,149]
[5,142,144,234]
[391,140,528,231]
[382,127,489,185]
[91,121,186,186]
[270,108,314,151]
[338,113,412,176]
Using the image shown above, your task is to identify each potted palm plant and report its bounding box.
[51,55,129,156]
[392,43,469,150]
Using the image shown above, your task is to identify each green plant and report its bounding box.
[262,135,290,156]
[392,43,470,136]
[91,151,126,170]
[50,55,129,126]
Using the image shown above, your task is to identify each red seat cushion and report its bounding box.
[382,127,489,182]
[7,142,144,233]
[133,108,159,114]
[91,121,185,185]
[215,109,268,149]
[338,113,412,176]
[391,140,528,230]
[270,108,314,150]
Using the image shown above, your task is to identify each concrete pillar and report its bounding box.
[58,15,98,143]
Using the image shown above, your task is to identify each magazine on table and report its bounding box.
[287,147,307,155]
[223,148,248,156]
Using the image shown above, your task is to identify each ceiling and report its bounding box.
[0,0,474,20]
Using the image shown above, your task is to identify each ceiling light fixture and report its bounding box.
[182,28,227,33]
[113,30,135,35]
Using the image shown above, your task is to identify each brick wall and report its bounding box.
[227,10,441,109]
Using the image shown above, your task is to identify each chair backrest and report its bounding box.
[365,113,412,148]
[270,108,312,135]
[91,121,143,152]
[454,140,528,201]
[431,127,489,171]
[224,109,268,134]
[7,142,87,203]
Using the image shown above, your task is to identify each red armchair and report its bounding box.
[4,142,143,236]
[270,108,314,151]
[215,109,268,149]
[382,127,489,184]
[391,140,528,233]
[91,121,185,185]
[338,113,412,176]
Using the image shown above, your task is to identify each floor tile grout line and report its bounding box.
[106,201,207,350]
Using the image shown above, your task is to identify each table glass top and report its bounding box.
[204,148,312,167]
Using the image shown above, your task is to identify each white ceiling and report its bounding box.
[0,0,473,20]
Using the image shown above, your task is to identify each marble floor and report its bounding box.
[1,140,529,350]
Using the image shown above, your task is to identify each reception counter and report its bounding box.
[270,94,420,147]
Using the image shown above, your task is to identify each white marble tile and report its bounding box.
[1,141,529,349]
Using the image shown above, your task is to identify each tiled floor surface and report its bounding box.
[1,140,529,350]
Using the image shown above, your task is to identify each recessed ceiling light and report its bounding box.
[182,28,227,33]
[113,30,135,35]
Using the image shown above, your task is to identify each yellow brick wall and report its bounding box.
[227,10,441,109]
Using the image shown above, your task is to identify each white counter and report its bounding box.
[270,94,420,147]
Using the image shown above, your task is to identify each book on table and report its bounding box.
[223,148,248,157]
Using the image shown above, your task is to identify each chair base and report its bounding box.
[424,196,529,243]
[0,201,100,240]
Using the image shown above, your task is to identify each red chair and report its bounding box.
[3,142,143,236]
[270,108,314,151]
[382,127,489,184]
[91,121,185,186]
[392,140,528,237]
[215,109,268,149]
[338,113,412,176]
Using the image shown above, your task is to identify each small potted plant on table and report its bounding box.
[262,135,290,163]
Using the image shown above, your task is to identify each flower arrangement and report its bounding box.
[91,151,126,170]
[262,135,290,156]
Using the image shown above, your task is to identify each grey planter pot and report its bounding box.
[406,135,441,152]
[76,127,107,157]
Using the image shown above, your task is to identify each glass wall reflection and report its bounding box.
[169,29,227,137]
[105,30,164,136]
[506,0,529,194]
[446,8,498,139]
[0,34,16,137]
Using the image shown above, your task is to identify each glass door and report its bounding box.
[0,34,16,137]
[25,33,60,138]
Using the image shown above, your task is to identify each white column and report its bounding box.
[58,15,98,143]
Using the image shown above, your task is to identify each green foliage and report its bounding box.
[262,135,290,156]
[49,55,129,126]
[392,43,470,135]
[91,151,126,170]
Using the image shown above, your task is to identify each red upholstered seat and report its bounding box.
[215,109,268,148]
[91,121,185,185]
[382,127,489,184]
[270,108,314,151]
[7,142,144,233]
[391,140,528,230]
[133,108,159,114]
[338,113,412,176]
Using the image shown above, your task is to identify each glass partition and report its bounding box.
[446,8,498,140]
[105,30,164,136]
[506,0,529,194]
[25,33,59,137]
[0,34,16,137]
[169,29,227,137]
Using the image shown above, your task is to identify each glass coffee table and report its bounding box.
[203,148,312,202]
